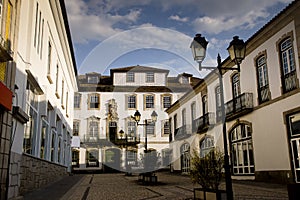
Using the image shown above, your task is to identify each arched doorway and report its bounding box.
[180,143,190,174]
[86,149,99,167]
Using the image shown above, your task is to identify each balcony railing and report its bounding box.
[111,135,140,146]
[192,113,215,134]
[225,93,253,121]
[283,70,298,93]
[258,85,270,104]
[0,36,13,62]
[174,125,191,140]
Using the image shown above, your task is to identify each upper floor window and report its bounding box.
[191,102,196,121]
[146,72,154,82]
[74,93,81,109]
[87,76,99,84]
[55,65,59,98]
[202,95,208,115]
[89,93,100,109]
[182,109,186,126]
[146,120,155,135]
[127,95,136,109]
[145,94,154,109]
[73,121,80,136]
[126,72,135,82]
[256,55,270,103]
[47,41,52,79]
[162,95,171,108]
[279,37,297,93]
[232,73,241,98]
[163,120,170,135]
[127,120,136,136]
[215,86,222,121]
[88,118,99,141]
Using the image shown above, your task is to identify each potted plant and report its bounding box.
[190,149,226,200]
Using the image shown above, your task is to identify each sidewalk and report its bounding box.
[21,172,289,200]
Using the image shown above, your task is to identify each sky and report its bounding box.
[65,0,293,77]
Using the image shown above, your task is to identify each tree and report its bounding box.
[190,149,224,191]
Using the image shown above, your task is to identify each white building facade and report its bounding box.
[167,0,300,184]
[7,0,77,198]
[72,66,200,172]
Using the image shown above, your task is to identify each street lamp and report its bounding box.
[132,110,158,153]
[190,34,246,200]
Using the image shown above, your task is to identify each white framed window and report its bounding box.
[162,95,171,108]
[73,120,80,136]
[180,143,190,173]
[127,120,136,136]
[182,109,186,126]
[40,117,49,159]
[145,94,154,109]
[146,72,154,82]
[74,93,81,109]
[230,123,254,175]
[61,80,64,108]
[256,55,270,103]
[23,81,38,155]
[88,118,99,142]
[232,73,241,98]
[87,76,99,84]
[146,121,155,135]
[89,93,100,109]
[55,65,60,98]
[202,95,208,115]
[47,41,53,83]
[127,95,136,109]
[162,120,170,135]
[126,72,135,82]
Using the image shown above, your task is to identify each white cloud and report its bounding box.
[169,15,189,22]
[65,0,141,43]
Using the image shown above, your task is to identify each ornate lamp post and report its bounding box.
[133,110,158,153]
[190,34,246,200]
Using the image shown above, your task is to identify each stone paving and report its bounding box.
[23,171,289,200]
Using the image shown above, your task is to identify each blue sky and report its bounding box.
[65,0,293,77]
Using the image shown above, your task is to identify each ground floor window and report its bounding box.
[288,112,300,183]
[181,143,190,174]
[230,123,254,175]
[200,136,214,158]
[72,149,80,167]
[87,149,99,167]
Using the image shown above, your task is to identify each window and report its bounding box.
[87,76,99,84]
[202,95,208,115]
[47,41,52,83]
[180,143,190,173]
[127,95,136,109]
[126,72,135,82]
[174,114,177,130]
[37,11,41,53]
[34,3,38,47]
[146,121,155,135]
[215,86,222,121]
[279,37,297,93]
[127,121,136,136]
[256,55,270,103]
[61,80,64,108]
[200,136,214,158]
[40,117,49,159]
[162,95,171,108]
[74,93,81,109]
[191,102,196,121]
[127,151,137,165]
[66,92,69,116]
[182,109,186,126]
[287,112,300,182]
[40,19,44,59]
[88,118,99,142]
[146,72,154,82]
[89,93,100,109]
[50,130,56,162]
[232,73,241,98]
[230,123,254,175]
[163,120,170,135]
[55,65,59,98]
[73,121,79,136]
[23,81,38,155]
[145,95,154,109]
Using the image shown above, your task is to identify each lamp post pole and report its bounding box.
[190,34,246,200]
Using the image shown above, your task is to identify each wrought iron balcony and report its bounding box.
[192,113,215,134]
[0,36,13,62]
[111,135,140,147]
[283,70,298,93]
[174,125,191,140]
[258,85,270,104]
[225,93,253,121]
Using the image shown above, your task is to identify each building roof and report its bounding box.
[110,65,169,73]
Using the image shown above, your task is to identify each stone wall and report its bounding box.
[8,152,22,199]
[19,154,68,195]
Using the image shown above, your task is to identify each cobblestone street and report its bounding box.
[23,171,289,200]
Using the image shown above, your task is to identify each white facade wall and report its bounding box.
[113,72,167,86]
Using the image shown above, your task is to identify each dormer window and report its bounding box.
[146,72,154,82]
[126,72,135,82]
[87,76,99,84]
[182,76,189,84]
